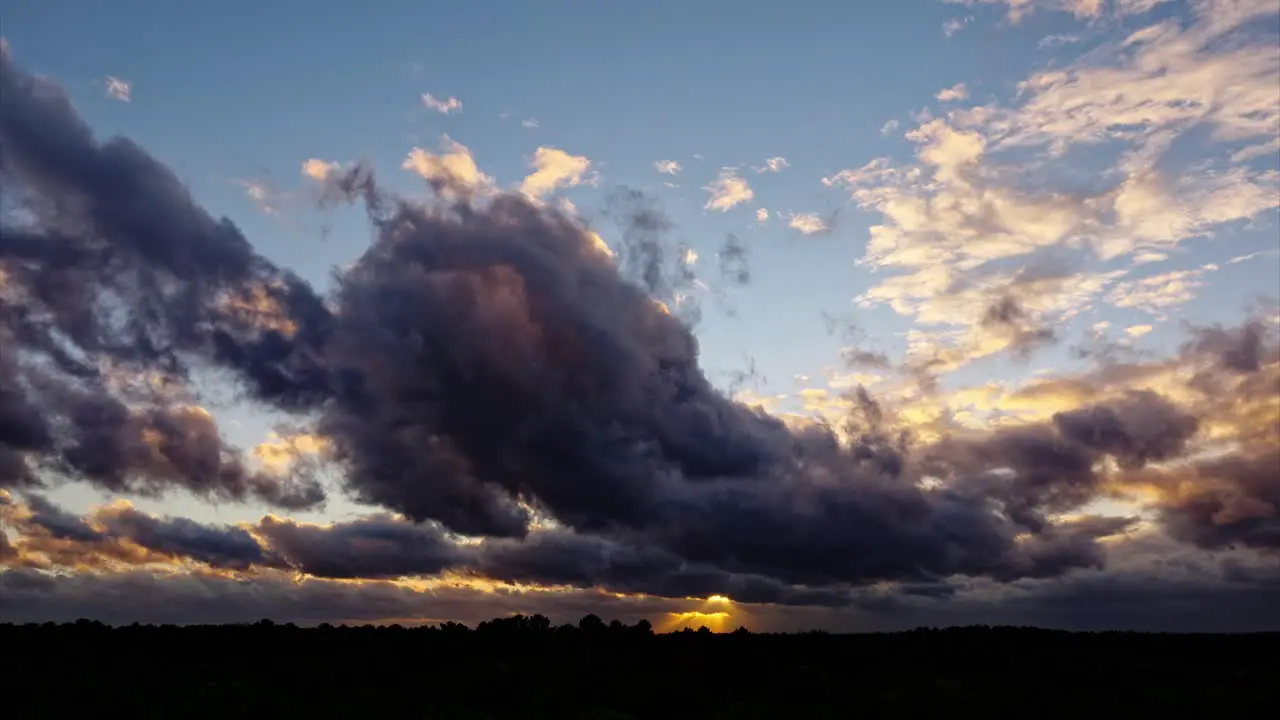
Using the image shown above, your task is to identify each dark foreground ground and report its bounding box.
[2,619,1276,718]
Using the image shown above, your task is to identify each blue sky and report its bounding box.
[1,0,1278,630]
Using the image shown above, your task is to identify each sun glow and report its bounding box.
[661,611,731,632]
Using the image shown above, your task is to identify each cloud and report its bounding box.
[880,120,901,136]
[1229,248,1280,265]
[654,159,682,175]
[946,0,1172,23]
[1106,265,1217,319]
[3,48,1279,631]
[943,16,973,36]
[935,83,969,102]
[519,147,592,199]
[754,157,789,174]
[104,76,131,102]
[1126,324,1153,338]
[0,51,330,502]
[1039,33,1081,48]
[421,93,463,114]
[521,118,539,128]
[256,514,467,579]
[234,178,284,215]
[755,208,769,223]
[822,3,1279,375]
[717,234,751,286]
[301,158,341,182]
[703,168,754,211]
[787,212,829,235]
[402,135,494,199]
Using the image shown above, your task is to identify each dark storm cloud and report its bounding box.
[2,545,1277,632]
[0,567,714,628]
[925,388,1205,536]
[1182,319,1273,375]
[1152,449,1280,551]
[0,494,852,605]
[980,296,1058,359]
[0,51,326,504]
[0,494,274,570]
[20,374,322,508]
[318,169,1136,586]
[21,493,104,542]
[0,345,53,488]
[717,233,750,286]
[1053,390,1200,471]
[474,529,856,607]
[95,505,272,570]
[842,349,893,370]
[256,515,468,579]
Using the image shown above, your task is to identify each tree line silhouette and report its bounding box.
[2,617,1275,718]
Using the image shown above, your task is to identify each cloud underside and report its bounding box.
[1,8,1278,631]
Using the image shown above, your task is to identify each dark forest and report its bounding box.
[3,618,1275,718]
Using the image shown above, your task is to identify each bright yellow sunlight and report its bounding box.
[661,611,731,633]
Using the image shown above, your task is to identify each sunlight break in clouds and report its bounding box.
[421,92,463,114]
[519,147,593,199]
[104,75,131,102]
[703,168,754,211]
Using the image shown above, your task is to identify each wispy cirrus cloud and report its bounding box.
[1106,265,1219,319]
[945,0,1172,23]
[943,15,973,36]
[421,92,463,114]
[234,178,285,215]
[754,157,789,174]
[654,159,682,175]
[104,76,131,102]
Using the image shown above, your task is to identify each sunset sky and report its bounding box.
[1,0,1278,632]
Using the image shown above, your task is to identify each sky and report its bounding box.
[0,0,1278,633]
